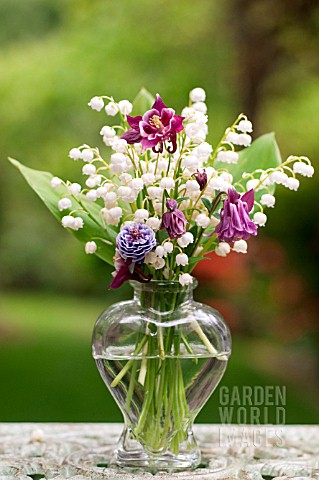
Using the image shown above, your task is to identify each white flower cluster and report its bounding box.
[61,215,83,231]
[215,239,248,257]
[88,96,133,117]
[293,161,314,177]
[214,117,253,166]
[50,88,314,285]
[181,88,209,144]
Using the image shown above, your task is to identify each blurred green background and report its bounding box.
[0,0,318,424]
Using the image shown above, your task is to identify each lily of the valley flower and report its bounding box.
[120,94,184,153]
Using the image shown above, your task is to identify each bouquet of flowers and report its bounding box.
[10,87,314,287]
[10,87,314,460]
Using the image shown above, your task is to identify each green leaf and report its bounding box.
[176,196,189,203]
[81,198,118,242]
[214,132,282,183]
[189,225,198,237]
[8,158,115,266]
[157,228,168,244]
[132,87,154,116]
[188,256,206,266]
[201,197,212,212]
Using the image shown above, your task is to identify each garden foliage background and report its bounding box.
[0,0,318,423]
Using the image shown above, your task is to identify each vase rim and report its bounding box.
[129,278,198,292]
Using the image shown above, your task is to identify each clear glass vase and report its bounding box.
[92,280,231,472]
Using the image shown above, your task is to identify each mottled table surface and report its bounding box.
[0,423,318,479]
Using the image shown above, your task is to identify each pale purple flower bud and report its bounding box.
[160,199,187,239]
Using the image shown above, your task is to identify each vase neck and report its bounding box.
[130,280,196,314]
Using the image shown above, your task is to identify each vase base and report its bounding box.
[111,426,201,472]
[112,445,201,472]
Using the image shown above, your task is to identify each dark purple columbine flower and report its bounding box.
[116,223,157,264]
[160,199,187,239]
[193,169,207,191]
[109,255,152,289]
[214,188,257,243]
[120,94,184,154]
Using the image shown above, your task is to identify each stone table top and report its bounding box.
[0,423,318,479]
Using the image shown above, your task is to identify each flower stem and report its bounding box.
[125,360,138,413]
[110,335,147,387]
[209,113,245,167]
[192,319,218,355]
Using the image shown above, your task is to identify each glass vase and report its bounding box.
[92,280,231,472]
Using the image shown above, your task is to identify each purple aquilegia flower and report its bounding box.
[109,223,156,289]
[160,199,187,239]
[120,94,184,154]
[214,188,257,243]
[116,223,157,264]
[109,254,152,289]
[193,169,207,191]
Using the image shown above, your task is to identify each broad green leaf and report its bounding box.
[9,158,115,266]
[214,132,282,203]
[214,132,282,183]
[201,197,212,212]
[132,87,154,116]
